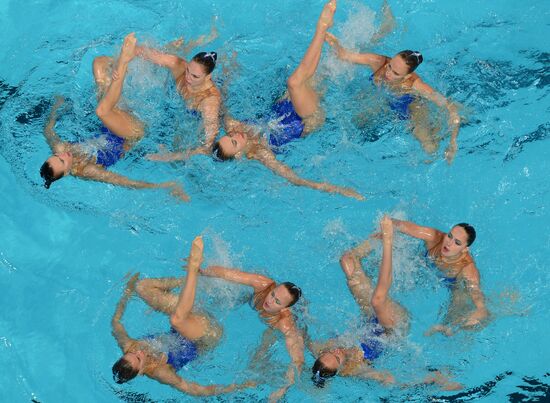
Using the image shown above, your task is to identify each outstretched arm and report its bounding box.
[257,150,364,200]
[370,0,396,45]
[354,367,395,385]
[43,96,65,151]
[412,78,460,164]
[391,218,439,243]
[325,32,386,70]
[201,265,273,292]
[111,274,140,350]
[150,365,253,396]
[78,165,189,201]
[136,45,186,79]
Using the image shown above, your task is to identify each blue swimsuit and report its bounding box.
[95,126,126,168]
[268,99,305,149]
[369,74,415,120]
[145,328,199,371]
[360,316,385,361]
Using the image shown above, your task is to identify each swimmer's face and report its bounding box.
[218,131,247,158]
[262,284,293,314]
[441,226,469,257]
[186,60,209,87]
[46,151,73,178]
[318,349,344,372]
[385,55,410,82]
[123,351,146,374]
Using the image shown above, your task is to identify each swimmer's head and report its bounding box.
[193,51,217,74]
[311,350,342,387]
[441,223,476,257]
[112,353,142,384]
[261,282,302,313]
[184,52,217,87]
[40,151,73,188]
[385,50,423,81]
[213,130,247,160]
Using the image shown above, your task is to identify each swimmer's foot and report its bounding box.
[187,236,204,274]
[119,33,137,65]
[93,56,114,95]
[318,0,337,31]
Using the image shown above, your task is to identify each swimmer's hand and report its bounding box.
[325,32,344,58]
[269,384,291,403]
[147,145,187,162]
[321,183,365,200]
[124,273,140,296]
[186,236,204,274]
[160,181,190,202]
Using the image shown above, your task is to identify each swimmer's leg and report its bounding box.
[370,0,396,45]
[286,0,336,122]
[370,217,408,330]
[95,33,144,146]
[135,277,183,314]
[340,240,376,316]
[410,102,440,155]
[170,236,218,342]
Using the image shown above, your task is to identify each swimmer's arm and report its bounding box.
[150,366,253,396]
[79,166,190,201]
[370,0,396,45]
[391,218,439,242]
[461,264,489,328]
[136,45,186,78]
[325,32,386,70]
[270,319,304,402]
[111,274,139,350]
[259,152,364,200]
[43,96,65,150]
[199,95,221,148]
[412,79,460,163]
[354,367,395,385]
[181,19,218,55]
[201,265,273,291]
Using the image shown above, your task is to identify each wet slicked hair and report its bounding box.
[456,223,476,246]
[112,357,139,384]
[192,51,217,74]
[311,357,337,388]
[212,141,235,161]
[397,50,423,73]
[281,282,302,307]
[40,160,62,189]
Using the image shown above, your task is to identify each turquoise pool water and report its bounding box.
[0,0,548,401]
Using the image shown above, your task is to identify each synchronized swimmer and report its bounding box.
[39,34,188,201]
[34,0,491,400]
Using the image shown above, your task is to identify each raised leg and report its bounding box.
[339,240,376,316]
[286,0,336,119]
[370,217,408,330]
[94,33,144,144]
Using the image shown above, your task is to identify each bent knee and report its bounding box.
[370,294,386,309]
[286,75,303,92]
[95,103,109,119]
